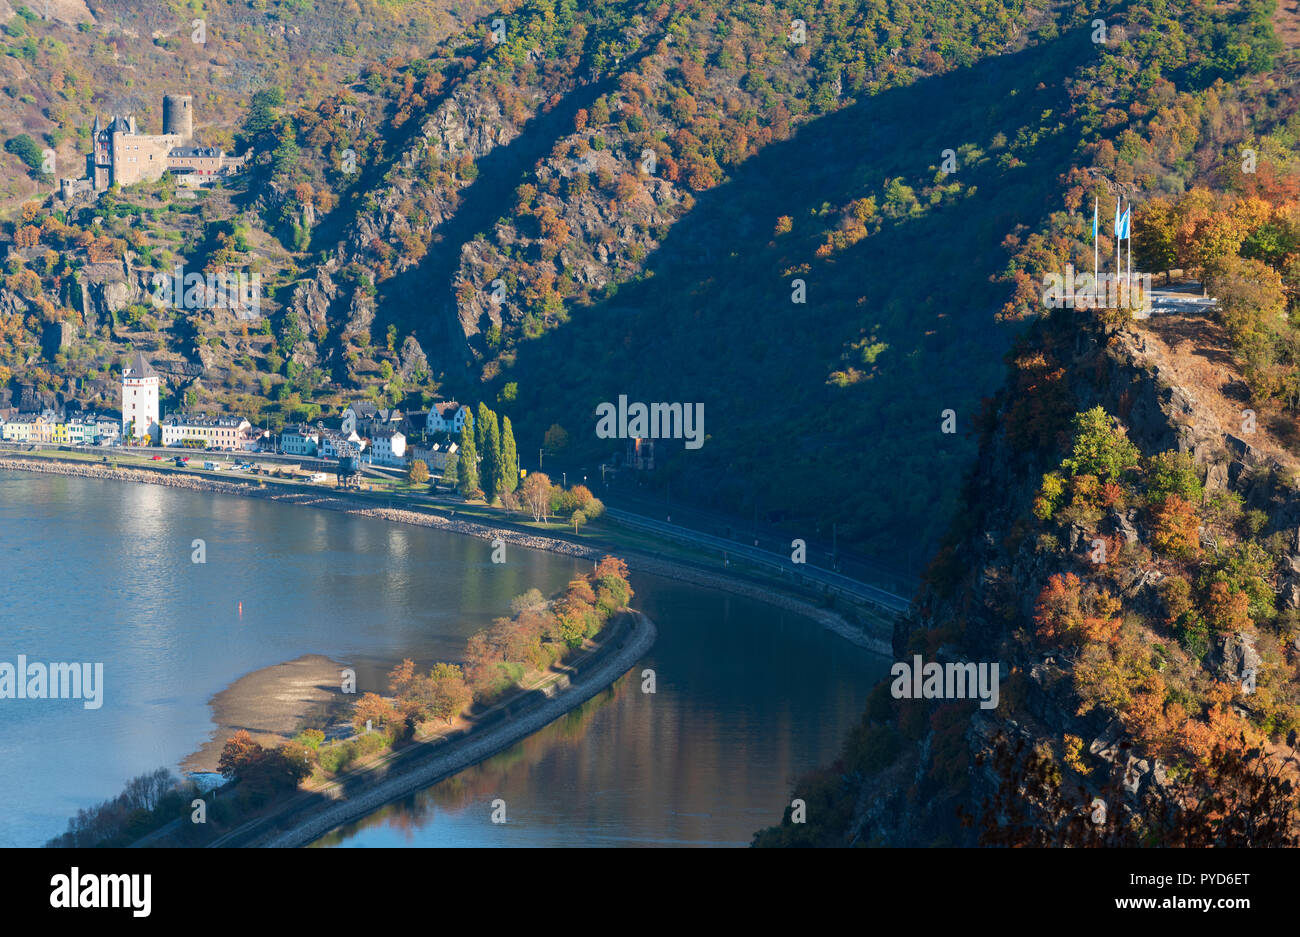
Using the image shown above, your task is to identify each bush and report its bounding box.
[1062,407,1140,482]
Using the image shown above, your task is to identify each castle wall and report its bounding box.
[110,132,180,187]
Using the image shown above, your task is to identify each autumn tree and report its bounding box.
[404,663,471,725]
[352,692,400,733]
[521,471,553,522]
[1204,581,1252,633]
[543,423,569,452]
[217,730,263,780]
[387,658,416,696]
[1150,494,1201,558]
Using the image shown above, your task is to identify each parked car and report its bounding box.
[151,455,162,461]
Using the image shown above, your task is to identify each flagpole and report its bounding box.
[1114,196,1120,309]
[1126,199,1132,307]
[1093,197,1099,284]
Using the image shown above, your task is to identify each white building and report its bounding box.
[340,401,377,436]
[159,413,252,449]
[121,351,160,443]
[90,414,121,446]
[427,401,466,435]
[279,425,320,457]
[365,428,407,467]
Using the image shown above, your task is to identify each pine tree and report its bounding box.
[458,410,479,496]
[483,409,503,500]
[501,416,519,494]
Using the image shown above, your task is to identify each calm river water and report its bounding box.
[0,470,889,847]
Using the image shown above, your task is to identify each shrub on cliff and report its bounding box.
[1061,407,1140,483]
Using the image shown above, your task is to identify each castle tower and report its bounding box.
[121,351,160,443]
[163,95,193,143]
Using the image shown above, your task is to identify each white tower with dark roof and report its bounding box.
[121,351,159,443]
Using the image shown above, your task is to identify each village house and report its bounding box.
[426,401,467,435]
[410,439,458,472]
[1,413,37,442]
[364,427,407,468]
[279,425,320,457]
[159,413,253,449]
[342,401,406,437]
[0,408,119,446]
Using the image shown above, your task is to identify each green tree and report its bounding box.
[242,87,283,150]
[272,121,301,179]
[1061,407,1140,482]
[476,401,491,457]
[501,416,519,494]
[457,410,480,497]
[5,134,43,174]
[483,408,503,500]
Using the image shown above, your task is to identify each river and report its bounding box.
[0,469,889,847]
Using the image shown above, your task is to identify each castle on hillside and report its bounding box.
[70,95,247,195]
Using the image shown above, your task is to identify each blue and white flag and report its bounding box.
[1119,204,1131,240]
[1093,198,1098,241]
[1113,197,1122,237]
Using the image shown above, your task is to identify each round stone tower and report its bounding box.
[163,94,193,142]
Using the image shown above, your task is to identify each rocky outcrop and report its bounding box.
[854,313,1298,845]
[283,262,342,368]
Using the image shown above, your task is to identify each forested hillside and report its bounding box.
[0,0,1285,566]
[755,0,1300,847]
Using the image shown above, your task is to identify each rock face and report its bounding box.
[398,335,429,382]
[340,287,375,346]
[1207,631,1261,685]
[848,313,1293,846]
[284,263,341,368]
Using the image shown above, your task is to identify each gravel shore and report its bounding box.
[261,611,659,848]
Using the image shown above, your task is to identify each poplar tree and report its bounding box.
[501,416,519,494]
[458,410,479,496]
[483,409,503,500]
[476,402,491,456]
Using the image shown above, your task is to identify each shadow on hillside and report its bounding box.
[493,27,1098,563]
[376,40,662,384]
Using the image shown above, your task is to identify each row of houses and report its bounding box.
[279,420,459,470]
[339,400,468,439]
[0,409,122,446]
